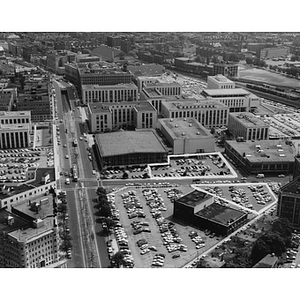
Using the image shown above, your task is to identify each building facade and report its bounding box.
[225,140,295,175]
[82,83,138,104]
[228,112,269,140]
[277,177,300,228]
[94,130,168,169]
[161,99,229,129]
[213,63,239,78]
[87,101,157,132]
[201,88,260,113]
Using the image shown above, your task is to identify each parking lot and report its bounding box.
[108,183,224,267]
[149,153,237,180]
[0,147,51,183]
[192,182,278,214]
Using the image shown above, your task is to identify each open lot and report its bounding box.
[109,183,225,268]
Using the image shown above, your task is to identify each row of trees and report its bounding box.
[245,57,267,68]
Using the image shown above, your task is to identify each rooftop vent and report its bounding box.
[175,124,178,128]
[182,132,185,136]
[189,124,192,127]
[196,132,200,135]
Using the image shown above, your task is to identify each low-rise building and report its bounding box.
[158,118,215,154]
[94,130,168,169]
[173,189,247,236]
[228,112,269,140]
[224,140,295,175]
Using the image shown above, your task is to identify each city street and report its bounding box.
[53,79,110,267]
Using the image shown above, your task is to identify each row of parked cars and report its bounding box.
[248,185,273,206]
[164,188,183,203]
[121,190,146,221]
[107,194,135,268]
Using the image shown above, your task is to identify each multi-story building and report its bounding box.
[106,36,121,48]
[207,75,235,89]
[46,50,76,74]
[0,123,31,149]
[228,112,269,140]
[258,47,289,59]
[87,100,157,132]
[16,97,51,123]
[277,177,300,228]
[161,99,229,129]
[201,88,260,113]
[145,79,182,97]
[0,192,64,268]
[158,118,215,155]
[0,93,13,111]
[140,87,165,114]
[213,63,239,78]
[82,83,138,104]
[121,39,131,53]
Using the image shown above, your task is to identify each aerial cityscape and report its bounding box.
[2,31,300,269]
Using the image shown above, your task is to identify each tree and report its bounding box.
[122,171,129,179]
[111,251,125,268]
[99,203,112,218]
[271,218,293,241]
[210,127,216,135]
[96,187,107,197]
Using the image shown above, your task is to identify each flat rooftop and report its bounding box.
[162,99,227,111]
[143,87,163,98]
[12,194,54,220]
[95,130,167,157]
[134,101,156,112]
[0,208,29,234]
[0,111,30,117]
[176,189,212,207]
[226,140,295,163]
[202,88,250,97]
[88,101,155,114]
[196,202,246,226]
[159,118,212,139]
[230,112,269,128]
[208,75,234,83]
[0,168,55,200]
[127,64,165,76]
[8,218,54,243]
[82,83,137,90]
[0,124,30,130]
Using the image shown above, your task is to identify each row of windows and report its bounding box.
[0,118,30,124]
